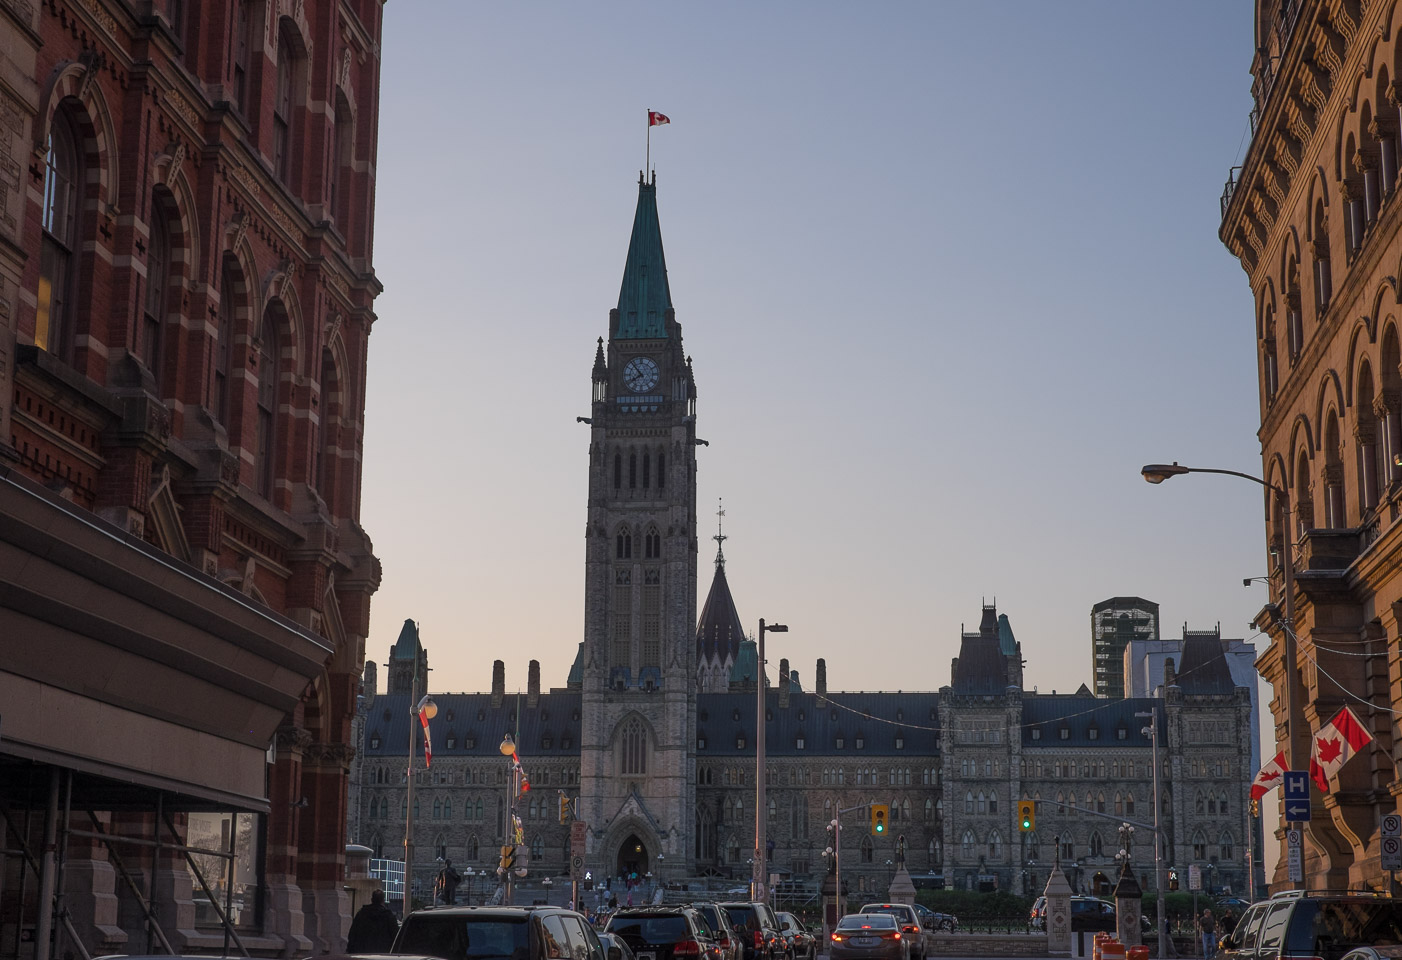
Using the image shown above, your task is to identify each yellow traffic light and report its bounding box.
[870,804,888,835]
[1018,800,1035,833]
[499,844,516,873]
[559,795,570,824]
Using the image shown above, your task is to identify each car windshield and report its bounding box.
[724,908,755,932]
[838,916,896,930]
[608,916,690,946]
[863,908,911,923]
[397,916,529,960]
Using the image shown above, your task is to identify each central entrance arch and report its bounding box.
[616,834,649,882]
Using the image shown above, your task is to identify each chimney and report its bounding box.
[816,658,827,696]
[491,660,505,707]
[1163,656,1177,689]
[528,660,541,706]
[778,658,791,708]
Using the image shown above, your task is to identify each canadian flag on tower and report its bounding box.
[1309,705,1373,791]
[1250,749,1289,801]
[648,111,670,127]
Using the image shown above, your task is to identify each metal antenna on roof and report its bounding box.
[714,498,727,568]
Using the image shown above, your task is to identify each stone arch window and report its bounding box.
[474,798,483,820]
[988,790,998,815]
[143,190,175,385]
[1285,262,1303,363]
[331,90,354,225]
[443,798,453,819]
[1192,830,1208,861]
[530,835,544,860]
[1295,449,1315,534]
[988,830,1002,859]
[616,527,633,559]
[768,797,776,821]
[619,717,647,776]
[215,255,243,423]
[1095,792,1105,813]
[900,799,910,821]
[860,835,873,863]
[1027,831,1040,861]
[1357,361,1383,511]
[928,838,938,867]
[1219,831,1234,859]
[1113,791,1123,815]
[960,830,976,859]
[614,452,622,489]
[629,449,637,488]
[255,302,287,498]
[1089,832,1103,858]
[1124,792,1135,816]
[1324,411,1347,527]
[232,1,254,111]
[1218,790,1228,816]
[657,449,665,489]
[642,450,650,488]
[1056,791,1065,814]
[37,105,83,358]
[924,798,934,822]
[1312,199,1332,312]
[644,527,661,560]
[468,835,479,860]
[315,347,341,498]
[965,791,974,814]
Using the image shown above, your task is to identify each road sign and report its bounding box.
[1382,836,1402,871]
[1188,864,1202,891]
[1283,772,1311,820]
[570,855,585,877]
[571,820,588,858]
[1287,829,1304,883]
[1383,814,1401,838]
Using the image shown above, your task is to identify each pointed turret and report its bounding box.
[592,337,607,381]
[696,553,746,692]
[614,174,673,339]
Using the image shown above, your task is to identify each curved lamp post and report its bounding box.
[500,734,518,903]
[1142,461,1300,895]
[404,692,437,919]
[755,619,789,905]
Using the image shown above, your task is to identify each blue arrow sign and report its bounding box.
[1285,801,1312,821]
[1283,771,1310,802]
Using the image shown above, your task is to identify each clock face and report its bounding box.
[623,357,660,393]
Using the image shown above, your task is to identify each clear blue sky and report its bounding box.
[364,2,1266,701]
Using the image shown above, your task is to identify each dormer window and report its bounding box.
[1059,728,1070,740]
[1117,727,1128,740]
[369,735,380,749]
[895,737,904,750]
[1031,728,1042,741]
[446,736,456,750]
[836,737,845,749]
[1088,727,1099,741]
[736,735,746,750]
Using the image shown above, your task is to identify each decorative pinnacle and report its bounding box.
[714,498,726,567]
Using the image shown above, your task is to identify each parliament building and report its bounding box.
[350,177,1258,902]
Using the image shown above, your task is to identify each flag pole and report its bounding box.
[646,108,651,178]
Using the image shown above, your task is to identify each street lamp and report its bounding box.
[1140,462,1300,776]
[755,618,788,906]
[543,876,554,906]
[404,690,437,919]
[464,866,476,905]
[500,733,519,904]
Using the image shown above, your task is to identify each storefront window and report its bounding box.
[186,811,262,928]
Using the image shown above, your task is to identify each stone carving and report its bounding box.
[339,47,352,91]
[226,209,249,253]
[0,88,23,240]
[77,0,117,37]
[274,724,315,754]
[231,163,260,199]
[78,48,102,103]
[163,89,202,133]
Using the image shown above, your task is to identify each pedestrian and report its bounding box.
[1199,908,1217,959]
[347,889,399,954]
[1220,910,1237,936]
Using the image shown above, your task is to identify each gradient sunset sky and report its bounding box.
[363,3,1265,704]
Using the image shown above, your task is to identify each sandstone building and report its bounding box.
[351,177,1257,902]
[1,1,385,955]
[1219,0,1402,890]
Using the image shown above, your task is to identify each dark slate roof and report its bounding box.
[390,619,421,661]
[1020,696,1164,747]
[697,558,746,663]
[951,633,1008,695]
[615,176,672,339]
[997,614,1017,657]
[1175,635,1238,695]
[567,643,584,687]
[361,692,583,760]
[696,690,941,758]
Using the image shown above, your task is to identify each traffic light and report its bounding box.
[870,804,888,835]
[1168,868,1179,891]
[559,794,571,824]
[499,844,516,874]
[1018,800,1035,833]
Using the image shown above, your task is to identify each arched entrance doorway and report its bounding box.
[616,834,649,883]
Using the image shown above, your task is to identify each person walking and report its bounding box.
[1199,908,1217,959]
[347,889,400,954]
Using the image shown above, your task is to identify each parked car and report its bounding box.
[1219,891,1402,960]
[691,902,742,960]
[776,912,816,960]
[598,931,638,960]
[1341,948,1402,960]
[912,904,957,934]
[719,901,788,960]
[858,903,930,960]
[393,905,605,960]
[606,907,723,960]
[829,913,909,960]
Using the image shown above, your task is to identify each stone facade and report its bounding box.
[1219,0,1402,891]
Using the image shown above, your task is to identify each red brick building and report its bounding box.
[1,0,384,955]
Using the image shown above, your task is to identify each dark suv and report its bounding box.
[606,907,722,960]
[718,902,787,960]
[1219,892,1402,960]
[393,905,608,960]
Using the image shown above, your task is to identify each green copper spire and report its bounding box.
[615,174,672,339]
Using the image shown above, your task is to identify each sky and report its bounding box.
[363,3,1269,707]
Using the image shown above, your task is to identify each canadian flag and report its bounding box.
[648,111,670,127]
[419,705,433,768]
[1250,750,1289,800]
[1309,706,1373,791]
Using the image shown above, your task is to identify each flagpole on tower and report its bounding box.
[646,108,651,178]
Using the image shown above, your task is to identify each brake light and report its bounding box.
[720,938,731,949]
[881,933,901,941]
[674,941,702,957]
[754,931,763,949]
[902,925,916,933]
[830,935,844,942]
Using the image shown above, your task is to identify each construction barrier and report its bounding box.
[1128,946,1151,960]
[1102,939,1126,960]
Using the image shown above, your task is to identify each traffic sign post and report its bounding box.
[1287,829,1304,883]
[1384,816,1402,893]
[1283,772,1311,822]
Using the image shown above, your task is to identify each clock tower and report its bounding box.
[580,174,698,878]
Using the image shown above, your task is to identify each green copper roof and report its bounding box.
[567,643,584,686]
[390,619,420,660]
[615,176,672,339]
[730,638,759,684]
[997,614,1017,657]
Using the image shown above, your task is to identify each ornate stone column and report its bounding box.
[1044,860,1073,956]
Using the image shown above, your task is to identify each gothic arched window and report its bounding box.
[37,108,82,357]
[961,830,976,858]
[988,830,1002,859]
[616,529,632,559]
[860,836,873,863]
[274,19,299,183]
[143,193,174,384]
[629,450,637,488]
[1089,832,1103,858]
[620,717,647,776]
[614,452,622,489]
[255,304,285,498]
[657,450,666,489]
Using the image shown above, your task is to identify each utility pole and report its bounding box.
[754,618,787,905]
[1138,707,1168,960]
